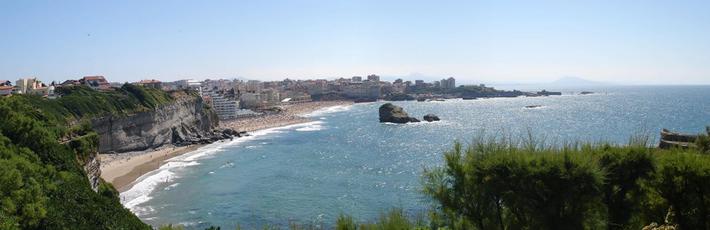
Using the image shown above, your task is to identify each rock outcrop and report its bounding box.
[423,114,440,122]
[659,129,698,149]
[379,103,420,123]
[82,154,101,191]
[91,93,227,153]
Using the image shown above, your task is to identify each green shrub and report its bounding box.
[333,209,426,230]
[423,140,606,230]
[595,145,656,229]
[695,127,710,154]
[649,150,710,229]
[336,214,357,230]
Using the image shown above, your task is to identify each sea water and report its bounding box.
[122,86,710,229]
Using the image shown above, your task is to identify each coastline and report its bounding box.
[219,100,353,132]
[99,144,204,192]
[99,100,353,192]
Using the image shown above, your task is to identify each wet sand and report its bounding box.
[100,145,202,192]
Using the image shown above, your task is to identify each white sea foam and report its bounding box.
[121,138,247,215]
[302,105,352,117]
[163,183,180,191]
[295,121,325,131]
[121,169,174,216]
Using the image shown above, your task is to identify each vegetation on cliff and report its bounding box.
[0,85,178,229]
[23,84,178,124]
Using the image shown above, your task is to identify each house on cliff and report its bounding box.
[80,76,111,91]
[136,79,163,89]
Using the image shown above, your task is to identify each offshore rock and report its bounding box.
[379,103,420,123]
[423,114,440,122]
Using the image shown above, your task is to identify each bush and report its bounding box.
[421,137,710,230]
[595,145,656,229]
[650,151,710,229]
[423,141,606,230]
[0,94,149,229]
[335,209,426,230]
[694,127,710,154]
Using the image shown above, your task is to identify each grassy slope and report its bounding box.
[0,84,183,229]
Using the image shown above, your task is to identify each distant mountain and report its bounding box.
[550,76,608,86]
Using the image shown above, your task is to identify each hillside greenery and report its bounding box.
[22,84,178,124]
[0,85,178,229]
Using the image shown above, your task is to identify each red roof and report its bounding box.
[139,79,161,84]
[83,76,107,81]
[0,86,13,90]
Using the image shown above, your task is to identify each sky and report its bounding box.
[1,0,709,85]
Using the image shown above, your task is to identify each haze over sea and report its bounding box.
[122,86,710,229]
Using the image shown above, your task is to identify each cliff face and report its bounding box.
[91,94,220,153]
[83,154,101,191]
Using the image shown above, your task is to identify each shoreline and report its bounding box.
[99,100,353,192]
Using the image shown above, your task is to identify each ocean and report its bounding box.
[121,86,710,229]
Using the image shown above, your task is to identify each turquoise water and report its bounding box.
[122,86,710,229]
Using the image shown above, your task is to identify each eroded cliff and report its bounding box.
[91,93,221,153]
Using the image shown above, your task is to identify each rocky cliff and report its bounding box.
[91,93,221,153]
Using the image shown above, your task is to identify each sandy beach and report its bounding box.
[99,100,353,192]
[220,100,353,132]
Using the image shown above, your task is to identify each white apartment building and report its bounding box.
[208,92,240,120]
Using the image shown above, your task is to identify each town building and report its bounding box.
[440,77,456,89]
[109,82,124,88]
[367,74,380,82]
[207,91,240,120]
[60,80,81,87]
[414,80,425,87]
[342,82,381,99]
[176,79,203,93]
[240,93,263,108]
[15,78,38,94]
[80,76,110,90]
[245,80,262,93]
[0,85,12,96]
[351,76,362,82]
[137,79,162,89]
[280,91,312,103]
[260,88,281,106]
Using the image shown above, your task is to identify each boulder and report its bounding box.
[423,114,440,122]
[221,128,240,137]
[379,103,420,123]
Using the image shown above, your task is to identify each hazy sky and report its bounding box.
[1,0,709,84]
